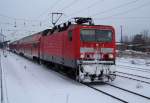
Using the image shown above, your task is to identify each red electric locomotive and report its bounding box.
[10,17,116,82]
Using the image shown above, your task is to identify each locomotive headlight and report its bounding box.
[80,54,85,58]
[108,54,114,59]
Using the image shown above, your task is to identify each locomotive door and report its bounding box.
[62,32,65,64]
[39,37,44,60]
[62,30,74,67]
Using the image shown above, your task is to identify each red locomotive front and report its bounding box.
[76,25,116,82]
[40,17,116,82]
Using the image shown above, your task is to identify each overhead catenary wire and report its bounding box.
[0,1,65,40]
[1,0,150,42]
[58,0,79,12]
[0,22,13,25]
[65,0,140,21]
[39,0,80,27]
[59,0,105,23]
[0,13,42,22]
[36,0,64,18]
[0,1,65,28]
[0,14,46,30]
[67,0,104,18]
[0,13,49,31]
[1,0,138,29]
[94,17,150,20]
[91,0,140,17]
[94,1,150,20]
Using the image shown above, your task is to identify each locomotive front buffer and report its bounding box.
[77,48,116,83]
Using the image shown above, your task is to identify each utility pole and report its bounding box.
[0,28,2,35]
[120,25,123,43]
[1,29,4,44]
[14,20,17,28]
[0,28,3,44]
[0,28,5,53]
[0,28,6,52]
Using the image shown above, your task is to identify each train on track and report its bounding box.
[9,17,116,82]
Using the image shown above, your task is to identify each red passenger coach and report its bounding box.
[10,30,50,59]
[10,17,116,83]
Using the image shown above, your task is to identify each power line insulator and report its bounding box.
[24,22,26,26]
[14,21,17,28]
[40,22,42,27]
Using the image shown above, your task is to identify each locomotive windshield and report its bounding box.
[80,29,112,42]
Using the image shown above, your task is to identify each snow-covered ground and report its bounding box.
[0,51,121,103]
[116,57,150,78]
[0,50,150,103]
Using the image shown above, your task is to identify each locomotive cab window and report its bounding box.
[68,30,72,41]
[80,29,112,42]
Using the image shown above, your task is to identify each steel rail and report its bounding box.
[117,65,150,73]
[83,83,128,103]
[105,82,150,100]
[44,63,129,103]
[116,71,150,80]
[117,65,150,72]
[116,74,150,85]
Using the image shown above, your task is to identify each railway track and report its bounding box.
[11,53,129,103]
[49,60,150,103]
[54,67,150,103]
[85,81,150,103]
[117,60,149,66]
[11,53,150,103]
[117,65,150,73]
[104,83,150,100]
[117,59,150,66]
[46,65,128,103]
[47,63,150,103]
[83,83,128,103]
[115,74,150,85]
[116,71,150,80]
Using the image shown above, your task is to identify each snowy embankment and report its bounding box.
[0,51,121,103]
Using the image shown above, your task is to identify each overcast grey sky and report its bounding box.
[0,0,150,41]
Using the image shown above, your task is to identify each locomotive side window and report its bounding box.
[80,29,112,42]
[68,30,72,41]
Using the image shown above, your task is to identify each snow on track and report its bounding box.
[93,83,150,103]
[1,51,150,103]
[112,75,150,97]
[116,57,150,79]
[0,51,121,103]
[116,71,150,84]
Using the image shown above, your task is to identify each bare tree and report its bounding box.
[140,29,150,45]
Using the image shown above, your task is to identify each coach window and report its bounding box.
[68,30,72,41]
